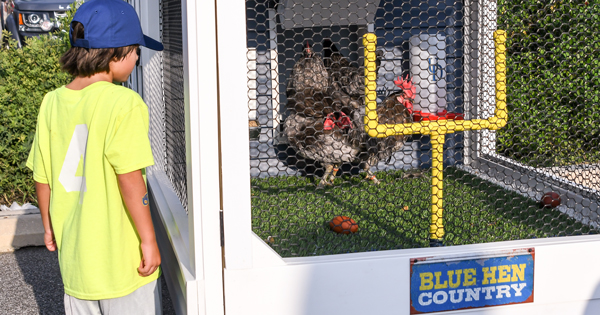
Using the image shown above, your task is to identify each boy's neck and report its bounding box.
[66,71,115,91]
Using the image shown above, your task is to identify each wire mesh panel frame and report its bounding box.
[246,0,491,255]
[243,0,600,260]
[464,1,600,229]
[211,1,600,314]
[162,0,188,212]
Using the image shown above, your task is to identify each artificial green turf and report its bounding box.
[251,167,598,257]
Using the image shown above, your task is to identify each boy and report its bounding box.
[26,0,164,313]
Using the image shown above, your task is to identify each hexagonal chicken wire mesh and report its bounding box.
[245,0,600,257]
[161,0,188,211]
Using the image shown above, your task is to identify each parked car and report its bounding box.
[1,0,73,48]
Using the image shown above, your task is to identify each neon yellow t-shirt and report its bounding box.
[26,81,159,300]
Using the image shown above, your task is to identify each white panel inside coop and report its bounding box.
[247,48,280,128]
[376,46,403,99]
[479,0,497,156]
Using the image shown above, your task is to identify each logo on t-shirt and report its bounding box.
[59,124,88,204]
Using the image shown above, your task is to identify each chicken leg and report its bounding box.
[318,164,335,187]
[326,164,340,185]
[318,164,341,187]
[363,157,381,185]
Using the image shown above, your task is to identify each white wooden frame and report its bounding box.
[217,1,600,315]
[181,0,225,314]
[144,0,226,314]
[142,0,600,314]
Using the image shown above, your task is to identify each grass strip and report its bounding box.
[251,167,597,257]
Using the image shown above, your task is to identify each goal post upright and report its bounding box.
[363,31,507,245]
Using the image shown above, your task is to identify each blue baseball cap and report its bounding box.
[70,0,163,51]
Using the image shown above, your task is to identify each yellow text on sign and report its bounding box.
[419,264,527,290]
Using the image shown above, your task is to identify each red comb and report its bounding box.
[394,75,416,100]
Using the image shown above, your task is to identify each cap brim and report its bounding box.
[142,35,164,51]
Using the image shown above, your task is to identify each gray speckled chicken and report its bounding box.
[287,42,329,95]
[324,39,382,98]
[357,77,415,184]
[284,41,413,186]
[284,43,361,186]
[324,38,414,184]
[285,109,363,185]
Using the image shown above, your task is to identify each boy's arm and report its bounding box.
[117,170,161,277]
[35,181,56,251]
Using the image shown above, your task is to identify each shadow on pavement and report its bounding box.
[1,246,175,314]
[1,247,63,314]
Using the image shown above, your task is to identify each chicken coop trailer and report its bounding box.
[132,0,600,314]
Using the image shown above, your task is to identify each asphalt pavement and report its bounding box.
[0,246,175,315]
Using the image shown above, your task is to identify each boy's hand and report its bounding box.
[138,241,161,277]
[44,230,57,251]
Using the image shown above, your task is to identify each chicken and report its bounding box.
[285,109,363,186]
[324,38,412,184]
[323,39,382,98]
[287,42,329,94]
[358,75,415,184]
[284,40,413,186]
[284,42,360,186]
[286,42,333,118]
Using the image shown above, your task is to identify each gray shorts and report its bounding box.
[64,279,162,315]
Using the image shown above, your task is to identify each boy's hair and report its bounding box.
[60,22,139,77]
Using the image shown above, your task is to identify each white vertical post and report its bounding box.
[181,0,224,314]
[267,8,281,142]
[479,0,498,155]
[137,0,165,171]
[248,49,258,122]
[216,0,254,270]
[463,0,478,165]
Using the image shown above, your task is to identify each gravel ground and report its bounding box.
[0,246,175,315]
